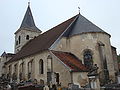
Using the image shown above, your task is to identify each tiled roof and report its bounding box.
[51,51,88,72]
[6,15,78,64]
[15,5,41,34]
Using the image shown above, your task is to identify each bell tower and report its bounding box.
[14,3,42,53]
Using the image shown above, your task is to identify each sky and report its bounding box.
[0,0,120,55]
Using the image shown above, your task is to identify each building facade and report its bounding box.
[0,4,119,88]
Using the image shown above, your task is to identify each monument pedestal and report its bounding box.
[88,73,100,90]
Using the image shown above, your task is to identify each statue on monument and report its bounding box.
[88,64,99,75]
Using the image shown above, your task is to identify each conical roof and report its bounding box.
[18,5,41,33]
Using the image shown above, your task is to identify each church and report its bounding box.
[0,3,119,89]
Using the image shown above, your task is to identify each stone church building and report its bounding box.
[0,4,119,88]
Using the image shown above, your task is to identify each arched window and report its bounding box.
[19,62,24,81]
[47,55,52,72]
[39,59,44,74]
[18,36,21,44]
[14,64,18,75]
[83,49,93,69]
[12,64,18,80]
[26,35,29,40]
[8,65,12,76]
[28,60,33,79]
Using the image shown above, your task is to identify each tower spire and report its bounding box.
[18,2,41,32]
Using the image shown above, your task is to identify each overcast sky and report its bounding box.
[0,0,120,55]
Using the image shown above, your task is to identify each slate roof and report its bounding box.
[64,14,110,37]
[15,5,41,34]
[6,15,77,64]
[51,50,88,72]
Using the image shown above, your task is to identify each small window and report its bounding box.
[47,55,52,72]
[19,62,24,81]
[56,73,59,84]
[28,61,32,73]
[8,65,12,75]
[18,36,21,44]
[20,62,24,73]
[39,59,44,74]
[14,64,17,73]
[26,35,29,40]
[28,60,33,79]
[16,41,18,45]
[17,49,19,52]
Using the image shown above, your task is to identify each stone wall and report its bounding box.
[54,32,116,82]
[6,50,49,83]
[51,52,72,87]
[15,29,41,53]
[5,32,117,86]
